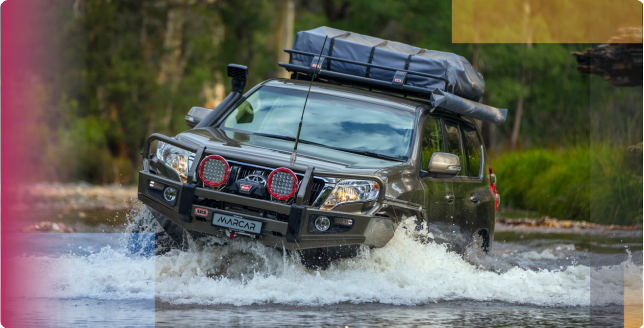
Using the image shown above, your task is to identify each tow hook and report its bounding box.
[226,229,236,239]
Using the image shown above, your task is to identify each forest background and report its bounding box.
[14,0,643,224]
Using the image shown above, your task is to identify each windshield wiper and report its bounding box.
[253,133,296,141]
[296,139,406,162]
[360,150,407,162]
[253,133,405,162]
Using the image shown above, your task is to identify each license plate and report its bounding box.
[211,213,263,234]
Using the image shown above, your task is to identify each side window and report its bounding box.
[443,121,464,175]
[421,116,443,170]
[462,124,482,177]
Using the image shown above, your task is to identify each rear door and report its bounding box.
[447,119,487,236]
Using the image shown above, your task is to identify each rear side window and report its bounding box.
[421,116,442,170]
[462,124,482,177]
[444,121,464,175]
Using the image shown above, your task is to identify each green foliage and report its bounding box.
[44,0,280,183]
[590,145,644,225]
[31,0,641,195]
[493,146,642,225]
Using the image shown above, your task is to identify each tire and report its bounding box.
[477,229,490,253]
[297,245,360,270]
[126,206,190,256]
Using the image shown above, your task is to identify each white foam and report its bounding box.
[11,214,642,307]
[519,244,576,261]
[13,246,155,300]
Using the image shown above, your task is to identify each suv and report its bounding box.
[132,63,499,268]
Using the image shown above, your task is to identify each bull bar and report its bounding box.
[138,134,395,250]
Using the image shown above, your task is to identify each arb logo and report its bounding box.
[194,208,209,216]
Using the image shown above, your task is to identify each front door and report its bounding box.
[420,115,454,232]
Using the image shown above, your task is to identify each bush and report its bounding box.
[492,145,642,225]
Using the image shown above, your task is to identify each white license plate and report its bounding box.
[211,213,263,234]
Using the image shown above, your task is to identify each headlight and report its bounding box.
[320,180,380,210]
[156,141,195,183]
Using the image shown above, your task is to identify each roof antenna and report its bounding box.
[290,35,328,166]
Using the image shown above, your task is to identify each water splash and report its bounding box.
[10,208,643,307]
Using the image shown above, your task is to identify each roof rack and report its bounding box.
[279,49,450,99]
[278,48,507,125]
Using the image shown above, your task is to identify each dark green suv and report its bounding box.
[134,65,499,267]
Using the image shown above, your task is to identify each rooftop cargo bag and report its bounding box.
[290,26,486,102]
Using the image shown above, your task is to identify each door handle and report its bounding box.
[445,194,455,203]
[469,195,480,204]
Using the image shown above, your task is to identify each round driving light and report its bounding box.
[315,216,331,231]
[199,155,230,187]
[163,187,177,202]
[267,168,298,200]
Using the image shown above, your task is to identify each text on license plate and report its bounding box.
[212,213,263,234]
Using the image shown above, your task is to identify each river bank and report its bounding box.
[11,183,642,235]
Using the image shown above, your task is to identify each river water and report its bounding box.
[3,207,642,327]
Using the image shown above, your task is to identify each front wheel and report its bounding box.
[126,207,190,255]
[297,245,361,270]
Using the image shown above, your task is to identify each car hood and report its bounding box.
[175,127,408,175]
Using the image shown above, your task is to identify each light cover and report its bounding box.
[315,216,331,231]
[267,168,298,200]
[334,217,354,226]
[199,155,230,187]
[321,180,379,210]
[163,187,177,202]
[156,141,194,183]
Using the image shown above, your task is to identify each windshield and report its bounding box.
[221,86,415,160]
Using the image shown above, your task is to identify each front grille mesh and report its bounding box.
[210,161,326,206]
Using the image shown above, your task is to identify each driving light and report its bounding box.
[321,180,380,210]
[199,155,230,187]
[156,141,195,183]
[267,168,298,200]
[163,186,177,202]
[334,217,354,226]
[315,216,331,231]
[149,180,164,191]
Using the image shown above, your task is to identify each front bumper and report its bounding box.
[138,171,394,250]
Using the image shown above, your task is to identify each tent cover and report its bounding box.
[290,27,507,124]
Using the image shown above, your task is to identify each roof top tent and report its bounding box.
[279,26,507,125]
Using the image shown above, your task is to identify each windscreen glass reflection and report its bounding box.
[222,87,415,160]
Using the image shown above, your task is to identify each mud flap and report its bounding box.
[286,204,306,243]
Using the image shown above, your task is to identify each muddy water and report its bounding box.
[4,207,642,327]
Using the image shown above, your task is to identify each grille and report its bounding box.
[225,161,326,205]
[309,180,325,204]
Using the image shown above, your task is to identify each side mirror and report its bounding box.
[428,152,461,175]
[185,107,213,128]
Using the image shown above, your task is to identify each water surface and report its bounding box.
[4,207,642,327]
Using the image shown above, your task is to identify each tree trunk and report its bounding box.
[157,8,187,132]
[510,93,523,151]
[157,8,186,90]
[510,4,532,152]
[472,43,493,150]
[276,0,294,78]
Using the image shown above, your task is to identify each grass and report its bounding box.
[492,145,642,225]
